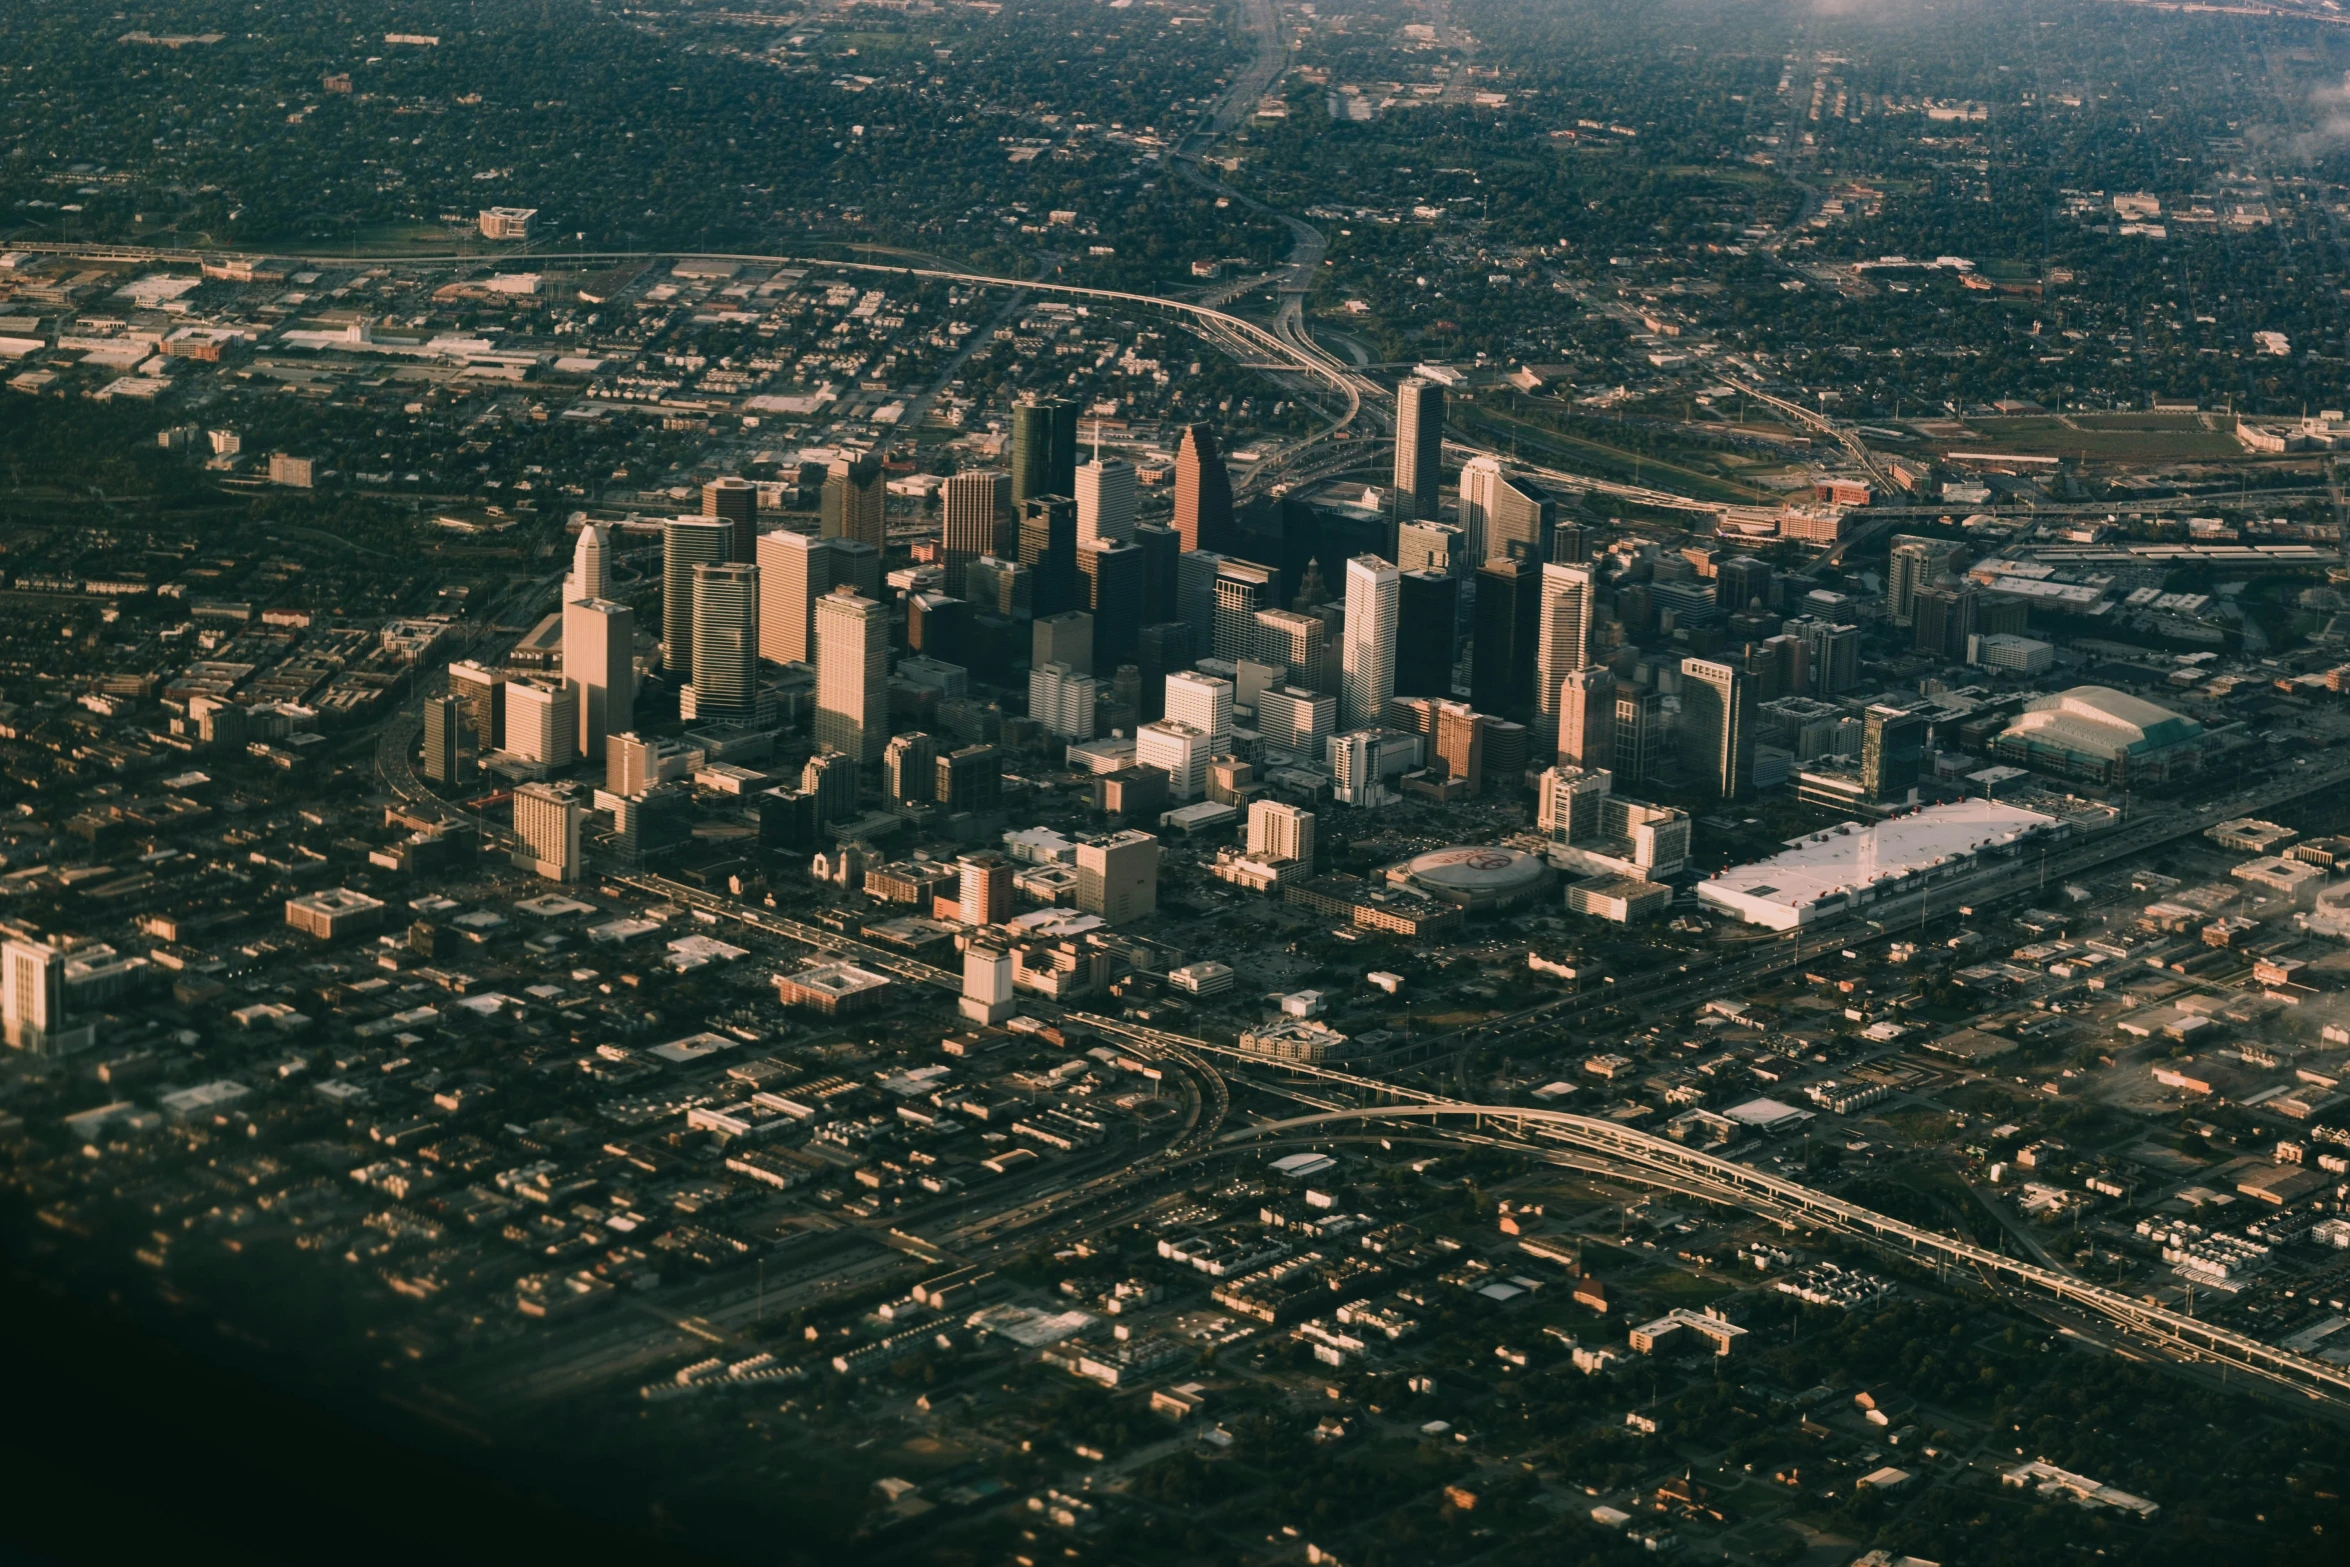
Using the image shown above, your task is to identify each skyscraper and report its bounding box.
[504,678,577,766]
[1396,570,1459,698]
[1485,468,1557,564]
[1011,396,1078,503]
[702,475,759,563]
[566,521,610,603]
[1029,661,1097,740]
[757,530,832,667]
[821,453,887,549]
[1679,656,1755,799]
[941,468,1010,597]
[1911,583,1980,662]
[3,938,69,1054]
[1716,555,1775,618]
[684,562,759,723]
[814,586,888,762]
[1213,557,1279,662]
[1558,665,1615,769]
[421,693,463,785]
[1017,494,1079,618]
[1033,609,1094,677]
[1613,685,1661,782]
[1535,561,1596,740]
[1470,557,1538,716]
[511,781,585,882]
[1886,535,1964,626]
[562,596,635,761]
[1393,378,1444,521]
[1172,423,1233,552]
[1341,554,1400,731]
[883,731,937,805]
[1253,607,1331,691]
[1397,519,1464,577]
[1164,669,1234,753]
[1788,615,1861,695]
[448,660,505,755]
[1076,540,1144,671]
[1247,799,1315,867]
[1074,830,1159,922]
[1075,452,1137,547]
[1456,454,1503,568]
[661,517,732,673]
[1133,522,1181,625]
[1256,685,1336,761]
[1861,704,1929,803]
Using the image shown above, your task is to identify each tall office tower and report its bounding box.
[3,938,68,1054]
[1135,622,1193,721]
[961,942,1015,1025]
[955,852,1015,927]
[967,556,1034,623]
[1177,549,1225,652]
[448,659,506,755]
[1136,718,1211,799]
[605,732,656,797]
[1172,423,1233,551]
[1246,798,1316,867]
[1397,519,1464,577]
[511,781,586,882]
[1075,830,1160,922]
[1074,453,1137,547]
[0,939,57,1049]
[756,531,838,667]
[935,743,1002,815]
[1678,656,1756,799]
[1033,609,1095,677]
[1213,557,1279,662]
[883,732,938,806]
[1457,453,1502,568]
[1534,561,1596,738]
[941,468,1010,597]
[1557,665,1615,768]
[1861,704,1929,803]
[661,517,733,673]
[1716,555,1775,618]
[1133,522,1181,625]
[1787,615,1861,695]
[1252,607,1328,691]
[684,562,759,723]
[567,521,611,603]
[1016,494,1080,618]
[1396,570,1459,698]
[421,694,464,785]
[1010,396,1079,503]
[702,475,759,562]
[1078,540,1144,670]
[814,586,888,762]
[801,752,860,824]
[1029,661,1098,740]
[831,537,883,602]
[1256,685,1336,760]
[1393,377,1445,521]
[1327,729,1393,808]
[1911,583,1980,661]
[1486,468,1558,564]
[1340,555,1400,731]
[1164,669,1234,753]
[562,597,636,761]
[1470,557,1539,716]
[1548,522,1589,565]
[1613,685,1661,782]
[504,678,578,766]
[820,453,887,548]
[1885,534,1963,626]
[1757,633,1808,701]
[908,592,973,668]
[1433,700,1486,792]
[1536,763,1612,843]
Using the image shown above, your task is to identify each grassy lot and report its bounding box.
[1956,415,2244,462]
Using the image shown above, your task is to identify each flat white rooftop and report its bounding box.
[1697,800,2060,930]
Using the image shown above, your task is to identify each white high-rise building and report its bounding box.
[504,678,577,766]
[1246,799,1316,867]
[3,938,70,1054]
[960,943,1015,1025]
[512,781,586,882]
[661,517,733,673]
[685,561,759,723]
[756,530,830,667]
[1074,455,1137,547]
[567,521,611,602]
[1163,669,1233,754]
[561,596,635,762]
[813,586,888,762]
[1075,830,1159,922]
[1393,378,1445,521]
[1535,561,1596,739]
[1340,554,1399,732]
[1136,718,1210,799]
[1557,664,1614,769]
[1256,685,1336,761]
[1456,454,1503,569]
[1328,729,1390,808]
[1029,661,1097,740]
